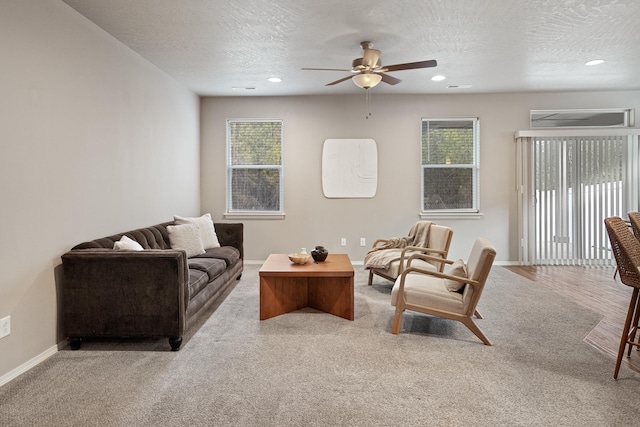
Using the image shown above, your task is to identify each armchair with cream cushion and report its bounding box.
[365,221,453,286]
[390,237,496,345]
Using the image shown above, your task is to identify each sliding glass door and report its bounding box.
[516,130,640,265]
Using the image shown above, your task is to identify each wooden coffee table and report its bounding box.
[259,253,354,320]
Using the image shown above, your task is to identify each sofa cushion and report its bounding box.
[113,235,144,251]
[188,258,226,282]
[174,213,220,249]
[194,246,241,267]
[188,269,210,301]
[167,224,205,257]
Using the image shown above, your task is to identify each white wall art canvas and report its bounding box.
[322,138,377,198]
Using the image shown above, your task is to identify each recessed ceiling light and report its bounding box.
[431,75,446,81]
[446,84,472,89]
[232,87,256,91]
[267,77,282,83]
[585,59,604,66]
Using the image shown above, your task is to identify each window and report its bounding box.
[421,118,480,216]
[226,119,283,216]
[530,109,632,128]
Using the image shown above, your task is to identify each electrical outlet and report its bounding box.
[340,237,347,246]
[360,238,366,247]
[0,316,10,339]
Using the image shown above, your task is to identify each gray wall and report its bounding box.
[201,92,640,263]
[0,1,200,380]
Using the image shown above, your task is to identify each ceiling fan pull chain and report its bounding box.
[365,88,372,119]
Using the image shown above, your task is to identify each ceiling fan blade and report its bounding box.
[362,48,381,68]
[301,67,353,72]
[380,73,402,85]
[381,59,437,72]
[325,75,354,86]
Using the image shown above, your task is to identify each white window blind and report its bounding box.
[226,120,283,215]
[516,129,640,265]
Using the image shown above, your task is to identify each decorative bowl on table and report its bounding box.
[288,253,312,264]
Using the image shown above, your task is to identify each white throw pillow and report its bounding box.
[167,224,205,257]
[113,235,144,251]
[444,259,468,292]
[174,213,220,249]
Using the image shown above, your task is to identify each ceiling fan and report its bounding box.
[301,41,437,89]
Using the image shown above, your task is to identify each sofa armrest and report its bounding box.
[61,249,189,339]
[214,222,244,259]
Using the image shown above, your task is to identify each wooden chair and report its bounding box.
[366,221,453,286]
[390,237,496,345]
[604,216,640,379]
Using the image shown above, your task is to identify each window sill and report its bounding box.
[223,212,286,220]
[420,211,484,220]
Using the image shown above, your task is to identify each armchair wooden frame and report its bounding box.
[391,239,496,345]
[368,243,449,284]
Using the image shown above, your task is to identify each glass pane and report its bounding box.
[229,121,282,166]
[422,120,473,165]
[230,168,280,211]
[531,109,629,128]
[423,168,473,210]
[533,135,628,265]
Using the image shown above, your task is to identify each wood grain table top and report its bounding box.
[259,253,354,277]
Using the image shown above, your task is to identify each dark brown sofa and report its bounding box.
[61,222,243,351]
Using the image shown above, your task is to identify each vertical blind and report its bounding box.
[516,130,640,265]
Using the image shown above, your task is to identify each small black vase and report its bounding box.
[311,245,328,262]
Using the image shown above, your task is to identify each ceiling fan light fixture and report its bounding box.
[352,73,382,89]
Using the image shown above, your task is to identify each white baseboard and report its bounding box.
[494,261,522,266]
[0,344,58,387]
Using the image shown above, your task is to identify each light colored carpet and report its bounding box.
[1,265,639,426]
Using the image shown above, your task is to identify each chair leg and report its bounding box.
[626,290,640,357]
[391,307,404,334]
[461,318,492,346]
[474,309,483,319]
[615,287,639,379]
[368,270,374,286]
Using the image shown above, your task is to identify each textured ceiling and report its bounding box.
[62,0,640,96]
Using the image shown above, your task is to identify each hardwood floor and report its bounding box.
[505,265,640,376]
